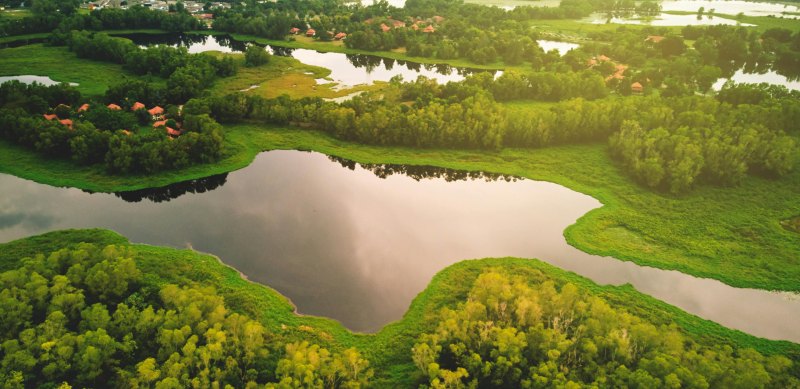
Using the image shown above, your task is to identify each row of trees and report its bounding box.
[0,244,371,388]
[186,75,798,192]
[412,270,799,388]
[0,4,202,38]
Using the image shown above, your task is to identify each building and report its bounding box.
[58,119,73,130]
[423,25,435,33]
[306,29,315,37]
[108,103,122,110]
[289,27,300,34]
[148,106,164,120]
[131,102,145,111]
[380,23,391,32]
[153,120,167,128]
[77,103,89,112]
[334,32,347,40]
[646,35,665,44]
[631,82,644,94]
[43,114,58,121]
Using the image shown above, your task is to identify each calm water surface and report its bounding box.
[0,151,799,341]
[125,33,497,86]
[713,69,800,91]
[0,75,78,86]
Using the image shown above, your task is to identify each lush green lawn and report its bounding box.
[0,44,158,96]
[2,124,798,293]
[0,229,796,386]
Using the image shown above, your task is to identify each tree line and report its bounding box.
[187,75,798,193]
[0,243,371,388]
[412,270,799,388]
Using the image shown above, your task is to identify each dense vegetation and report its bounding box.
[0,231,797,388]
[0,81,224,174]
[0,242,371,388]
[190,76,798,193]
[413,271,798,388]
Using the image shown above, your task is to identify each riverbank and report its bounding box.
[0,228,796,386]
[1,124,798,294]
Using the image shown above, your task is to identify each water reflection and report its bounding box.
[109,173,229,203]
[0,75,79,86]
[583,12,754,26]
[329,156,518,182]
[661,0,800,18]
[120,33,497,86]
[0,150,799,341]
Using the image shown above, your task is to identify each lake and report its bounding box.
[123,33,499,87]
[660,0,800,17]
[0,75,78,86]
[714,69,800,91]
[536,39,579,55]
[1,150,798,341]
[583,12,754,26]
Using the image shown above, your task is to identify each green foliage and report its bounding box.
[413,271,799,388]
[0,244,372,388]
[244,44,271,67]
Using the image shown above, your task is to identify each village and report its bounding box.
[42,101,182,137]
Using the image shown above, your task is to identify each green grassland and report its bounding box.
[0,44,160,97]
[2,124,798,293]
[0,228,796,386]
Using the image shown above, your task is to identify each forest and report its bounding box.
[189,75,798,193]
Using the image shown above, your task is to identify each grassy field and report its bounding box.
[0,228,796,386]
[2,124,798,293]
[207,53,383,99]
[0,44,158,96]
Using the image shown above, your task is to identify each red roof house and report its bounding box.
[43,114,58,121]
[290,27,300,34]
[423,25,435,33]
[107,103,122,110]
[391,19,406,28]
[334,32,347,40]
[646,35,665,43]
[131,102,145,111]
[411,24,419,31]
[306,29,316,37]
[59,119,73,130]
[148,106,164,116]
[77,103,89,112]
[631,82,644,93]
[380,23,391,32]
[153,120,167,128]
[166,127,182,137]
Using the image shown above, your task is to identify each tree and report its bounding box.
[244,45,271,67]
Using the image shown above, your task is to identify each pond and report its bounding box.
[0,75,78,86]
[582,12,755,26]
[1,150,799,341]
[713,69,800,91]
[123,33,498,87]
[536,39,579,55]
[660,0,800,18]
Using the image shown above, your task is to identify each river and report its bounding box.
[0,150,798,341]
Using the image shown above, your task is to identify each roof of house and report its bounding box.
[391,19,406,28]
[411,24,419,31]
[290,27,300,32]
[306,29,316,35]
[107,103,122,110]
[132,102,145,111]
[43,114,58,121]
[646,35,665,43]
[631,82,643,89]
[59,119,73,129]
[121,130,131,136]
[334,32,347,39]
[148,106,164,115]
[380,23,391,32]
[77,103,89,112]
[153,120,167,128]
[166,127,182,137]
[423,25,435,33]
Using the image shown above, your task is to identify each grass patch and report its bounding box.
[2,124,798,293]
[0,43,158,96]
[0,228,797,386]
[781,216,800,234]
[207,54,383,99]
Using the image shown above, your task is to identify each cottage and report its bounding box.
[289,27,300,34]
[131,102,145,111]
[423,25,435,33]
[380,23,391,32]
[631,82,644,94]
[107,103,122,110]
[390,19,405,28]
[59,119,73,130]
[148,106,165,120]
[153,120,167,128]
[306,29,316,37]
[334,32,347,40]
[77,103,89,112]
[43,114,58,121]
[166,127,182,137]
